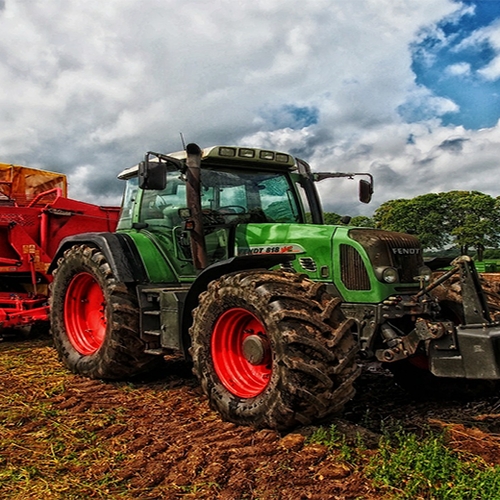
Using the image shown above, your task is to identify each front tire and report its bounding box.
[190,270,360,430]
[50,245,162,379]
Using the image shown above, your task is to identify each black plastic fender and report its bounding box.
[48,232,147,283]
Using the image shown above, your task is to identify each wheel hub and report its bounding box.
[242,334,270,365]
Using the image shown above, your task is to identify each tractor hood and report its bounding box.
[234,223,336,275]
[234,223,425,303]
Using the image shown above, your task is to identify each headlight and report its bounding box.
[418,265,432,282]
[382,267,399,284]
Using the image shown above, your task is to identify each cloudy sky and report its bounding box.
[0,0,499,216]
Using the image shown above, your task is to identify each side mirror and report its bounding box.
[312,171,374,204]
[359,179,373,204]
[138,159,167,190]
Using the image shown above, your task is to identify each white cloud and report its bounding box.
[455,18,500,81]
[446,62,471,77]
[478,57,500,81]
[242,118,500,216]
[0,0,497,217]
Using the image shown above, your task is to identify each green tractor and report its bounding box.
[49,143,500,430]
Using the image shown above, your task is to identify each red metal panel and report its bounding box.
[0,166,120,330]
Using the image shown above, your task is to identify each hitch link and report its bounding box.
[376,318,452,363]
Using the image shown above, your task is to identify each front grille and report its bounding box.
[340,244,371,290]
[381,233,422,282]
[348,229,423,284]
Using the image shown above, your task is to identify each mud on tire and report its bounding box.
[189,270,360,430]
[50,244,162,379]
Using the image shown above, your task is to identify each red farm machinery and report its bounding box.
[0,163,120,337]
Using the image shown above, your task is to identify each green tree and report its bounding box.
[323,212,342,225]
[374,193,448,249]
[374,191,500,258]
[350,215,375,228]
[443,191,500,260]
[321,213,375,227]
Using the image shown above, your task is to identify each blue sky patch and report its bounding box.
[263,104,319,130]
[408,0,500,129]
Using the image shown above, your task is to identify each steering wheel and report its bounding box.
[218,205,246,214]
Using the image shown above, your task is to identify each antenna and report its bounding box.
[180,132,186,150]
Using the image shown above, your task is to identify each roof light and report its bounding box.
[219,147,236,157]
[276,153,290,163]
[239,148,255,158]
[259,150,275,160]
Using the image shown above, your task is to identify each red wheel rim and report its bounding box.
[64,272,107,355]
[211,308,272,398]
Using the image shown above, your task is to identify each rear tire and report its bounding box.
[190,270,360,430]
[50,245,162,379]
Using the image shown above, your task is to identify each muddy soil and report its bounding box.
[3,337,500,499]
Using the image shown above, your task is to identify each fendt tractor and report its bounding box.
[48,143,500,430]
[0,163,120,338]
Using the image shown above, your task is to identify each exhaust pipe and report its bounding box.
[185,143,208,270]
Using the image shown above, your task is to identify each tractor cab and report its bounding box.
[117,144,372,274]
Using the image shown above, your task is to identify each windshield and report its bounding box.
[138,168,302,228]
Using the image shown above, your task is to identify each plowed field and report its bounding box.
[2,337,500,499]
